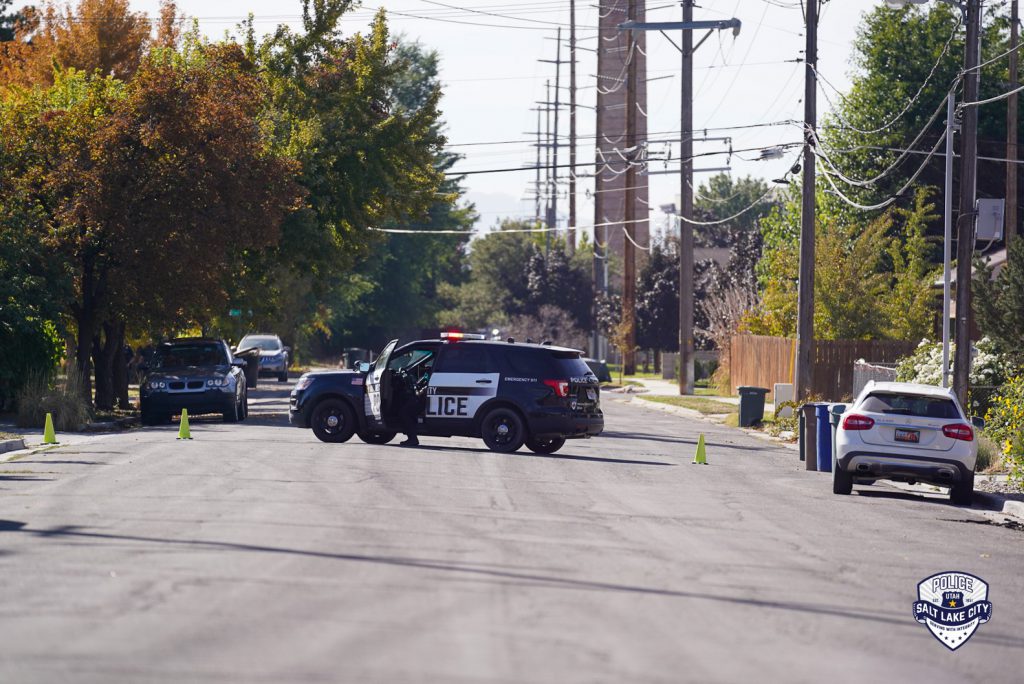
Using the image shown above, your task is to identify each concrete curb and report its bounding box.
[0,438,26,455]
[974,492,1024,522]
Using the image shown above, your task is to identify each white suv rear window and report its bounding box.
[861,393,960,419]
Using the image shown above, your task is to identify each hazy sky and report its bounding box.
[15,1,885,236]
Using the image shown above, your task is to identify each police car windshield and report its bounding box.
[153,343,227,369]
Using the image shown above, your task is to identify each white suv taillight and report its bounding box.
[543,379,570,397]
[942,423,974,441]
[841,414,875,431]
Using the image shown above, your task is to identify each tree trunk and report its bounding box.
[111,320,130,410]
[76,311,95,406]
[653,349,661,374]
[93,330,113,411]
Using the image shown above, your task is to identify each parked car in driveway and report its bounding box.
[139,338,248,425]
[238,333,291,382]
[833,381,978,504]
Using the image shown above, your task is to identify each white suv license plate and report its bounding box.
[895,428,920,444]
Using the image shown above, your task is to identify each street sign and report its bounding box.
[229,309,242,317]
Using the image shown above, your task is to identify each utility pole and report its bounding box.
[954,0,983,404]
[622,0,638,376]
[1008,0,1019,249]
[568,1,578,255]
[679,0,695,395]
[544,79,554,255]
[535,107,542,223]
[794,0,818,401]
[943,92,956,389]
[615,7,740,394]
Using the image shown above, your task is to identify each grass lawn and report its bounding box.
[638,395,737,416]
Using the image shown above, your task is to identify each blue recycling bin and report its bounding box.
[815,404,832,472]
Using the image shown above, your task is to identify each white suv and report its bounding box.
[833,381,978,505]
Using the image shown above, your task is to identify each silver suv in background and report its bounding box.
[238,334,291,383]
[833,382,978,505]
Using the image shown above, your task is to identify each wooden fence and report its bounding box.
[729,335,917,401]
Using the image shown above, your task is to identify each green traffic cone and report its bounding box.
[43,412,59,445]
[692,433,707,465]
[177,408,193,440]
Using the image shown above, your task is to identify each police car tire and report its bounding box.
[358,431,397,445]
[525,436,566,455]
[311,399,356,443]
[480,407,526,453]
[950,473,974,506]
[278,373,288,383]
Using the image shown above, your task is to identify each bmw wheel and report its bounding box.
[481,407,526,453]
[224,395,242,423]
[311,399,356,443]
[358,431,397,445]
[525,436,565,455]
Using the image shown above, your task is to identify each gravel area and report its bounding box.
[976,474,1024,497]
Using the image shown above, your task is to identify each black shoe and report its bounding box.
[400,437,420,447]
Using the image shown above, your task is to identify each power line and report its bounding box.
[811,17,960,136]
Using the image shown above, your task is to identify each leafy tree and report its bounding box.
[1,40,301,404]
[749,187,939,341]
[0,1,181,86]
[0,0,21,42]
[636,242,678,353]
[882,189,941,340]
[693,173,773,247]
[321,38,474,351]
[817,4,1010,219]
[229,6,448,353]
[974,240,1024,368]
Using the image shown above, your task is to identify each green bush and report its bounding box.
[984,375,1024,485]
[16,371,90,431]
[0,315,63,409]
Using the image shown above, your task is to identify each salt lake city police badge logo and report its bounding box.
[913,571,993,650]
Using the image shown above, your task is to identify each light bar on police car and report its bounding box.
[440,332,486,341]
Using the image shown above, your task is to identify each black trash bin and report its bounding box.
[801,403,819,471]
[234,347,261,389]
[737,386,770,427]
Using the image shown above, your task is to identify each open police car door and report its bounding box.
[366,339,399,422]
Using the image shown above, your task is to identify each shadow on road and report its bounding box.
[394,444,672,466]
[601,431,766,452]
[0,517,1020,649]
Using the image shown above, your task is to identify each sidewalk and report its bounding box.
[625,377,776,414]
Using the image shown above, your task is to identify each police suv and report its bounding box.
[289,333,603,454]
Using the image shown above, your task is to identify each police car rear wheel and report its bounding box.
[481,408,525,453]
[311,399,356,443]
[358,430,397,445]
[525,436,565,455]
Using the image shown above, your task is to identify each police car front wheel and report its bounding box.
[481,407,526,453]
[525,436,565,455]
[311,399,357,443]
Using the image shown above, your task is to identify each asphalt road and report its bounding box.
[1,385,1021,683]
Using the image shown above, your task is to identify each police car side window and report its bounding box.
[436,346,490,373]
[504,349,549,377]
